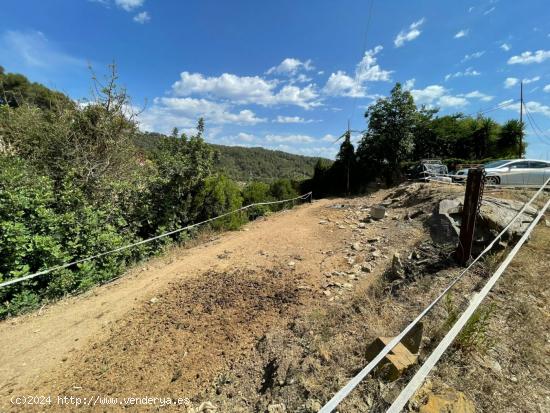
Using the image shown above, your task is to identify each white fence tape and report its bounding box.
[318,177,549,413]
[0,192,312,289]
[387,196,550,413]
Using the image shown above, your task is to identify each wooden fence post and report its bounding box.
[456,167,485,265]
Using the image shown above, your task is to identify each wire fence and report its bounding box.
[0,192,313,289]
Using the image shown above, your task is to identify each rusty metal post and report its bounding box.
[456,167,484,265]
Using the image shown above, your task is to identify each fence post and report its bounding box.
[456,167,484,265]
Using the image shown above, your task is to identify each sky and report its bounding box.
[1,0,550,160]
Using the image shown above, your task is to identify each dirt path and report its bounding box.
[0,198,353,401]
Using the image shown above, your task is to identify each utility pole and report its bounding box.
[519,81,523,159]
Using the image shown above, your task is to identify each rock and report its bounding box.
[305,399,322,412]
[367,237,380,243]
[149,297,158,304]
[343,283,353,289]
[357,222,366,229]
[361,263,373,273]
[371,205,386,220]
[388,253,405,280]
[351,242,362,251]
[365,336,418,381]
[197,402,217,412]
[287,261,296,267]
[322,290,332,297]
[411,380,475,413]
[347,256,356,265]
[319,220,328,225]
[267,403,286,413]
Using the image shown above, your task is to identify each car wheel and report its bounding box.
[485,176,500,185]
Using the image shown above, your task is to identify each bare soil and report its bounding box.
[1,183,548,413]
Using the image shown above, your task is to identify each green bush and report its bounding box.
[242,181,272,219]
[268,179,298,211]
[193,175,246,230]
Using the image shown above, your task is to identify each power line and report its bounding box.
[349,0,376,125]
[523,103,550,142]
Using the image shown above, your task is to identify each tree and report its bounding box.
[497,119,525,157]
[357,83,417,185]
[334,132,356,194]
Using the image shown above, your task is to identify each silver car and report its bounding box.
[484,159,550,185]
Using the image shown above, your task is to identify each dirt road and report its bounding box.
[0,197,362,407]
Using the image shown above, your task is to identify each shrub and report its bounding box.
[193,175,245,230]
[242,181,272,219]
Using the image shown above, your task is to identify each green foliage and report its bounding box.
[0,156,131,317]
[443,294,495,352]
[0,67,312,317]
[314,82,526,196]
[0,69,73,110]
[268,179,299,211]
[497,119,525,157]
[242,181,272,219]
[193,175,245,230]
[357,83,418,185]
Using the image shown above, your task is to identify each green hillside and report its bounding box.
[133,132,332,182]
[211,144,330,182]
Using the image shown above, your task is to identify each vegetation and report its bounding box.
[309,83,525,194]
[133,133,329,183]
[0,67,306,317]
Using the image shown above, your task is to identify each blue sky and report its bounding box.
[1,0,550,159]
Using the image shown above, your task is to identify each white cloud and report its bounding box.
[468,6,474,12]
[500,43,511,51]
[356,46,393,82]
[445,67,481,81]
[523,76,540,84]
[403,78,416,90]
[236,132,255,142]
[462,51,485,62]
[454,29,469,39]
[266,58,314,75]
[324,71,365,97]
[410,85,446,105]
[137,97,266,133]
[459,90,494,102]
[171,71,321,109]
[504,76,540,88]
[501,100,550,118]
[274,115,315,124]
[411,84,471,108]
[508,50,550,65]
[438,95,469,108]
[504,77,519,88]
[483,7,496,15]
[265,134,315,143]
[323,46,392,97]
[394,18,426,48]
[133,11,150,23]
[321,134,336,142]
[543,84,550,93]
[0,30,87,70]
[115,0,144,11]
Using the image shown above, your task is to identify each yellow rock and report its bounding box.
[413,380,475,413]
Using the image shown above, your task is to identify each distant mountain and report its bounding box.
[211,144,330,182]
[133,132,331,182]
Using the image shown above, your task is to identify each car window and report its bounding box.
[484,160,512,168]
[509,161,530,169]
[529,161,549,169]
